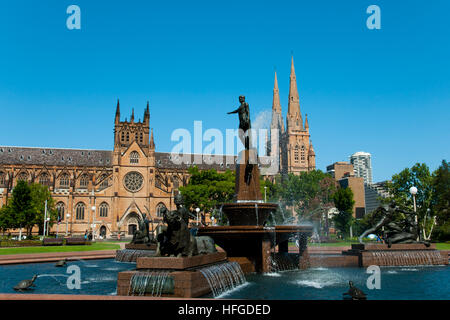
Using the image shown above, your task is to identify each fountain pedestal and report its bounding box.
[117,252,231,298]
[342,243,448,267]
[199,148,313,273]
[197,225,312,273]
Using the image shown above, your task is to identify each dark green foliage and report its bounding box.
[432,160,450,241]
[332,187,355,238]
[179,166,235,224]
[29,183,57,235]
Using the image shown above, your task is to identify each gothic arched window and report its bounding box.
[39,172,50,186]
[301,146,306,161]
[99,202,109,217]
[156,202,167,217]
[140,133,143,144]
[80,174,89,187]
[294,146,299,163]
[59,173,69,188]
[56,202,65,221]
[172,176,179,190]
[100,174,109,188]
[76,202,85,220]
[0,171,6,186]
[18,171,28,182]
[130,151,139,164]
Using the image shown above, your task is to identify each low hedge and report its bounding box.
[0,240,42,247]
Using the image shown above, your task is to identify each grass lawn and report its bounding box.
[435,243,450,250]
[0,242,121,255]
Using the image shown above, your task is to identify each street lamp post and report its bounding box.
[66,213,70,236]
[409,186,419,241]
[195,208,200,226]
[91,205,96,240]
[46,217,50,237]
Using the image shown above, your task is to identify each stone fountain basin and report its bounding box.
[197,225,313,272]
[222,202,278,226]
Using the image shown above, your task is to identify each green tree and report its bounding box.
[9,180,34,236]
[270,171,336,228]
[0,205,14,236]
[30,183,57,235]
[332,187,355,238]
[179,166,235,224]
[432,160,450,240]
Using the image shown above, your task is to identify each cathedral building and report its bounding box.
[0,57,315,238]
[268,56,316,175]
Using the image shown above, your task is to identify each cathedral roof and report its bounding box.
[0,146,112,167]
[0,146,272,172]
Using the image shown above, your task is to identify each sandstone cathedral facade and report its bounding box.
[0,57,315,238]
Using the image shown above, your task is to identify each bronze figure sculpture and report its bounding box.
[359,201,429,247]
[228,95,251,150]
[13,275,38,292]
[343,281,367,300]
[131,213,153,245]
[155,206,198,257]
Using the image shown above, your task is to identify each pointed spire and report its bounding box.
[287,55,303,131]
[271,71,284,133]
[144,101,150,125]
[309,141,315,156]
[304,113,309,129]
[272,71,281,114]
[115,99,120,124]
[149,128,155,149]
[131,108,135,122]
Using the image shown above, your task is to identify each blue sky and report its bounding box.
[0,0,449,182]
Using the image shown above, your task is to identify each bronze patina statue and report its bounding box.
[228,95,251,150]
[155,206,198,257]
[174,193,192,225]
[13,275,38,292]
[343,281,367,300]
[359,201,429,247]
[131,213,153,245]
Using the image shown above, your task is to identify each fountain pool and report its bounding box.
[0,260,448,299]
[0,259,135,295]
[208,266,450,300]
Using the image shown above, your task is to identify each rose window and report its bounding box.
[123,171,144,192]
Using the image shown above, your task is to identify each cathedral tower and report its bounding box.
[269,57,316,175]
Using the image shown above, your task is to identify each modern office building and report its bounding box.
[364,181,390,214]
[350,151,373,185]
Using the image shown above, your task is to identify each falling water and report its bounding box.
[370,250,444,266]
[128,271,173,296]
[255,203,259,226]
[268,254,299,272]
[115,249,155,262]
[199,262,246,297]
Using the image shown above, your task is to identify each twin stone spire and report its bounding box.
[271,56,308,133]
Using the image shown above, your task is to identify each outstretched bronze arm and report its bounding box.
[227,108,239,114]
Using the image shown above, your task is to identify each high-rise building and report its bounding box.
[350,152,373,184]
[364,181,390,214]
